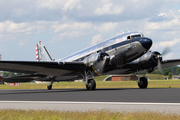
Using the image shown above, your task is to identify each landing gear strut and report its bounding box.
[47,80,53,90]
[86,79,96,90]
[81,70,96,90]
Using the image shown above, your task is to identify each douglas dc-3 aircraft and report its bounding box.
[0,32,180,90]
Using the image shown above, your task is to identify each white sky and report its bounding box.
[1,0,180,61]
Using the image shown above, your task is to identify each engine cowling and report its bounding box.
[83,52,109,66]
[84,52,110,74]
[134,51,162,73]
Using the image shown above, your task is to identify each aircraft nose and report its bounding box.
[140,37,152,50]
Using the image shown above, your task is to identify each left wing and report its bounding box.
[120,58,180,74]
[0,61,86,76]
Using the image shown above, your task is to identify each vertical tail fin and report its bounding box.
[36,41,53,61]
[36,44,39,61]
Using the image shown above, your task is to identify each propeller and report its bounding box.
[161,47,171,56]
[156,47,171,74]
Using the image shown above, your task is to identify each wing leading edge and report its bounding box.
[161,59,180,68]
[0,61,86,76]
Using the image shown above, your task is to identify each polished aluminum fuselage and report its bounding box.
[61,32,147,65]
[53,32,152,80]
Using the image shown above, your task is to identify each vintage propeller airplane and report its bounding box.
[0,32,179,90]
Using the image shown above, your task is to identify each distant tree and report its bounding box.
[9,72,16,77]
[174,67,180,75]
[2,71,9,77]
[168,72,173,79]
[2,72,15,77]
[16,73,26,76]
[151,69,161,74]
[2,72,26,77]
[163,68,169,75]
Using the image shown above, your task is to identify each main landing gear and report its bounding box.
[138,77,148,89]
[82,71,96,90]
[137,71,148,89]
[86,79,96,90]
[47,80,53,90]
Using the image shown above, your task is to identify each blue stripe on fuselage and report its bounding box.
[60,32,142,62]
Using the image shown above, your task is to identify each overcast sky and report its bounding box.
[1,0,180,61]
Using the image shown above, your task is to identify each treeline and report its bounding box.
[150,66,180,75]
[2,72,26,78]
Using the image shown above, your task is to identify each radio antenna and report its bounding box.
[126,28,130,32]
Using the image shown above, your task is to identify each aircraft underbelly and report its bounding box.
[103,69,131,75]
[54,76,78,81]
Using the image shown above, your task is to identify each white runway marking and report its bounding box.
[0,101,180,114]
[0,101,180,106]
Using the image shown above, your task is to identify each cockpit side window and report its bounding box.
[127,36,131,41]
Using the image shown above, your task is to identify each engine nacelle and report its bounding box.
[134,51,162,73]
[84,52,109,67]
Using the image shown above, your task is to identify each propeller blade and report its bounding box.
[161,47,171,56]
[157,59,163,74]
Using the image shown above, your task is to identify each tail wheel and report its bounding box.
[86,79,96,90]
[47,85,52,90]
[138,77,148,89]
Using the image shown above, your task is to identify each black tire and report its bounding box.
[138,77,148,89]
[47,85,52,90]
[86,79,96,90]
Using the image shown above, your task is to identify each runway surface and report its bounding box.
[0,88,180,113]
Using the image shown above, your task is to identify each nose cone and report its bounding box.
[140,37,152,50]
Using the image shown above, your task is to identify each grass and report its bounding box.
[0,109,180,120]
[1,80,180,89]
[0,74,179,89]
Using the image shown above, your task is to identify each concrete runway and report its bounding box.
[0,88,180,113]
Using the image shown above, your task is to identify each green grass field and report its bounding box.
[0,109,180,120]
[1,80,180,89]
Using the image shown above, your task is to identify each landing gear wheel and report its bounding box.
[86,79,96,90]
[138,77,148,89]
[47,85,52,90]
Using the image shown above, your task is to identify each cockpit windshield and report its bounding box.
[127,34,143,41]
[131,34,141,39]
